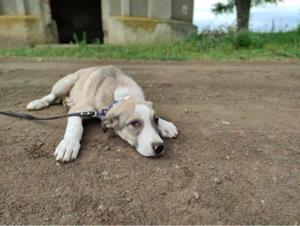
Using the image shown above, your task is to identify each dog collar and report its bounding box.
[96,96,131,120]
[95,99,118,120]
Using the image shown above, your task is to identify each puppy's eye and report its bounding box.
[154,116,159,125]
[129,120,141,128]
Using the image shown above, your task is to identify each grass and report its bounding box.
[0,29,299,61]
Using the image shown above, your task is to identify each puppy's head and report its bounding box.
[103,97,164,157]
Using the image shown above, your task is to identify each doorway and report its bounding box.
[50,0,103,43]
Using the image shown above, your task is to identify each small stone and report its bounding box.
[116,148,121,152]
[102,171,108,176]
[184,108,190,113]
[209,166,215,170]
[175,165,180,169]
[225,155,230,160]
[193,192,200,200]
[213,177,222,184]
[126,197,132,202]
[222,121,230,125]
[104,146,110,151]
[261,199,265,204]
[55,187,61,193]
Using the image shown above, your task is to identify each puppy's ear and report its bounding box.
[103,112,119,128]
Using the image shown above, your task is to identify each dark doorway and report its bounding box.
[50,0,103,43]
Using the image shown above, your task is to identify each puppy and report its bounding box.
[27,65,178,162]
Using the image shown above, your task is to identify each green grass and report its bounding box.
[0,30,299,60]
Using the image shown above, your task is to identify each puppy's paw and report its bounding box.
[54,138,81,162]
[158,119,178,138]
[27,99,49,110]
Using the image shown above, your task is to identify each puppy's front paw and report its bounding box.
[54,138,81,162]
[158,119,178,138]
[27,99,49,110]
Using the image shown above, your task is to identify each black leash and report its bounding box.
[0,100,118,122]
[0,110,108,121]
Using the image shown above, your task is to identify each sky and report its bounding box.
[193,0,300,32]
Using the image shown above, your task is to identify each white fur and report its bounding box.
[114,86,144,101]
[54,116,83,162]
[158,118,178,138]
[135,104,163,156]
[27,93,56,110]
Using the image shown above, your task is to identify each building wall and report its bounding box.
[0,0,197,47]
[0,0,57,47]
[171,0,194,22]
[102,0,197,44]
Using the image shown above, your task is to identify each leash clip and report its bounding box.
[79,111,97,118]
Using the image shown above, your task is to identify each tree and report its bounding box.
[212,0,282,31]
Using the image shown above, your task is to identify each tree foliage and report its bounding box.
[212,0,282,15]
[212,0,282,31]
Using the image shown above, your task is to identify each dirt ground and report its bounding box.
[0,59,299,224]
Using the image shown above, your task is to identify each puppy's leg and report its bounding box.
[54,104,93,162]
[158,118,178,138]
[27,72,79,110]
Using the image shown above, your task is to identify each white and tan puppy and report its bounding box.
[27,65,178,162]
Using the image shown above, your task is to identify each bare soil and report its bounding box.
[0,59,299,224]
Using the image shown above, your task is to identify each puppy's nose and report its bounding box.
[152,142,165,155]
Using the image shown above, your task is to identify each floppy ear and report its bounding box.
[103,111,119,128]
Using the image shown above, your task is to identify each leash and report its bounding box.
[0,110,106,121]
[0,100,118,121]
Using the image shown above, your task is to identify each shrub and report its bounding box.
[234,32,264,49]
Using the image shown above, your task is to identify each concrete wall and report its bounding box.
[102,0,197,44]
[0,0,197,47]
[0,0,57,47]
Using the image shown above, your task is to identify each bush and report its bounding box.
[234,32,264,49]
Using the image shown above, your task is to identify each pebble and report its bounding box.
[116,148,121,152]
[225,155,230,160]
[104,146,110,151]
[222,121,230,125]
[193,192,200,200]
[184,108,190,113]
[126,197,132,202]
[102,171,109,176]
[261,199,265,204]
[213,177,222,184]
